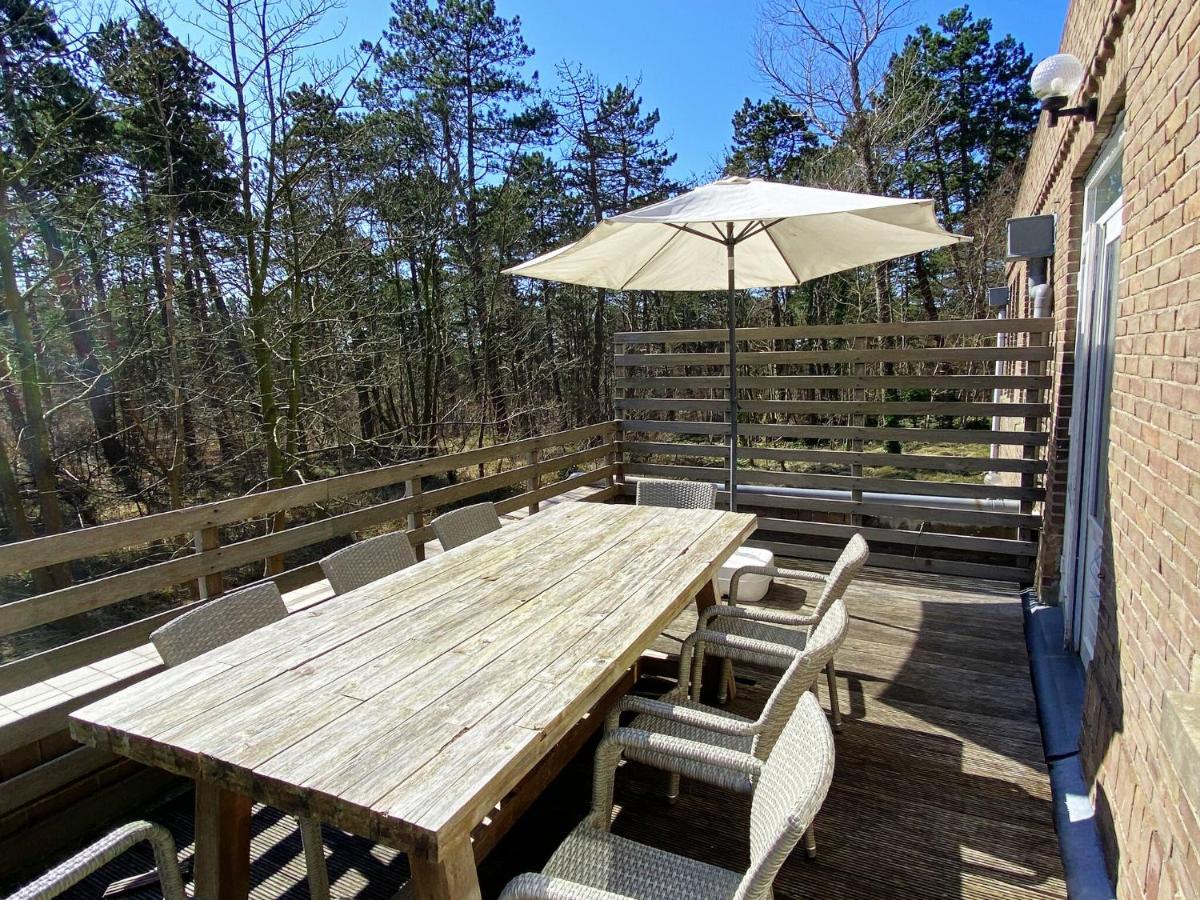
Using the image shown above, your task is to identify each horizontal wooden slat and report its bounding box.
[614,374,1053,391]
[745,539,1035,582]
[613,317,1055,343]
[0,422,618,577]
[0,768,179,884]
[752,517,1040,557]
[618,482,1042,530]
[718,489,1041,529]
[0,447,614,639]
[621,420,1048,446]
[0,605,188,695]
[0,672,154,756]
[620,441,1047,475]
[615,346,1053,367]
[624,462,1043,502]
[615,398,1051,417]
[0,745,117,816]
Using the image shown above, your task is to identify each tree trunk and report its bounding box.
[15,186,138,495]
[0,175,70,587]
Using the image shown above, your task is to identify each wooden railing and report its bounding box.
[0,421,619,874]
[0,421,619,693]
[613,318,1052,582]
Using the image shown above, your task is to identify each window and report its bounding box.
[1061,117,1124,665]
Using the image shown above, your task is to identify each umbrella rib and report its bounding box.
[735,218,786,243]
[666,223,726,244]
[618,227,687,291]
[734,219,761,241]
[763,221,803,284]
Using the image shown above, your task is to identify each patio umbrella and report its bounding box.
[504,176,969,510]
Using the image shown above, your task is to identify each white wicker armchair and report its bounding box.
[635,478,717,510]
[712,533,869,725]
[498,692,835,900]
[608,598,848,820]
[431,501,502,550]
[319,531,419,595]
[10,821,185,900]
[149,583,331,900]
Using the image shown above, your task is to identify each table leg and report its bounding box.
[694,577,737,703]
[409,833,481,900]
[193,781,252,900]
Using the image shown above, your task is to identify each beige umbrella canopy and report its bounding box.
[504,176,970,509]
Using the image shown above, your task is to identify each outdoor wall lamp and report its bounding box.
[1030,54,1097,127]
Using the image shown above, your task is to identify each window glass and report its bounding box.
[1088,156,1123,213]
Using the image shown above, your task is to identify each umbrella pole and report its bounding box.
[727,225,737,512]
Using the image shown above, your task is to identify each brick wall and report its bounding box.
[1008,0,1200,895]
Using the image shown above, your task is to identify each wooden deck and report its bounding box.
[47,565,1065,899]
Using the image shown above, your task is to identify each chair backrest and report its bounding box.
[736,692,836,900]
[809,534,869,621]
[320,531,418,595]
[635,478,717,510]
[151,582,287,667]
[752,597,848,760]
[432,501,501,551]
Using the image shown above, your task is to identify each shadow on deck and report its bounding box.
[54,567,1066,899]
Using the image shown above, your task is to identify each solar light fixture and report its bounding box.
[1030,54,1097,127]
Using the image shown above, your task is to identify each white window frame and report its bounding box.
[1061,117,1124,665]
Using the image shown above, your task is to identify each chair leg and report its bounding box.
[803,825,817,859]
[718,658,733,705]
[667,772,681,804]
[299,816,331,900]
[825,658,843,733]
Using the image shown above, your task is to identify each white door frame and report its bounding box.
[1061,119,1124,664]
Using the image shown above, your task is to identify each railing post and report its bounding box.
[194,526,224,601]
[526,449,540,515]
[406,476,425,561]
[1021,301,1049,545]
[606,423,620,488]
[850,335,867,527]
[613,341,627,496]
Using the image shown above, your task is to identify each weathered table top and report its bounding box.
[70,501,756,862]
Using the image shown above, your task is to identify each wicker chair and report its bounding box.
[498,692,835,900]
[431,501,502,551]
[635,478,717,510]
[711,533,870,725]
[150,581,288,666]
[149,583,331,900]
[11,821,186,900]
[608,597,848,825]
[319,531,419,595]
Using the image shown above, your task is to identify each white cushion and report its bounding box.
[718,546,775,603]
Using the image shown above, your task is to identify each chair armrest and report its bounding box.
[701,602,819,629]
[499,872,634,900]
[10,821,185,900]
[613,692,758,737]
[605,727,762,777]
[683,629,798,667]
[589,727,763,825]
[729,562,825,601]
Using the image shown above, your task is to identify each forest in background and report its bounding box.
[0,0,1038,560]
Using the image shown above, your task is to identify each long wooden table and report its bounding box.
[70,501,757,899]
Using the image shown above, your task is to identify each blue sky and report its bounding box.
[165,0,1068,181]
[323,0,1069,182]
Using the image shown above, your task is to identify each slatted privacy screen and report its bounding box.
[613,318,1053,582]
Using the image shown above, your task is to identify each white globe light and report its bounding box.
[1030,54,1085,101]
